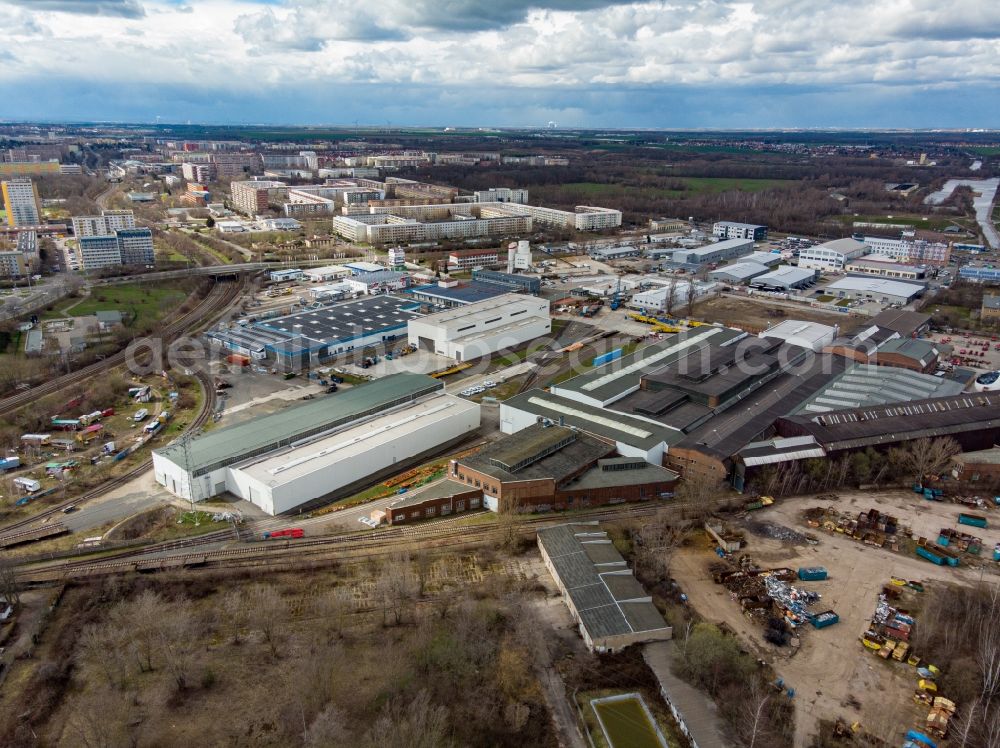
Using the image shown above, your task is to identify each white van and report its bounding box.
[133,409,149,423]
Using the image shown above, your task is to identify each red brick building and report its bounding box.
[452,424,678,513]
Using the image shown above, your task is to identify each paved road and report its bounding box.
[643,641,728,748]
[62,485,168,533]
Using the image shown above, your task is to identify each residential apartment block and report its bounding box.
[79,227,154,270]
[473,187,528,204]
[181,162,217,183]
[72,210,136,238]
[1,178,42,226]
[230,180,288,216]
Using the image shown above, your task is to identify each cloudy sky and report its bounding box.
[0,0,998,128]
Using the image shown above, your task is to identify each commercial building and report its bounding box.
[671,238,754,265]
[252,294,421,366]
[452,423,678,513]
[407,281,511,309]
[448,249,501,269]
[344,270,410,295]
[407,294,549,361]
[334,206,531,245]
[72,210,136,238]
[959,266,1000,283]
[797,238,867,271]
[269,268,303,282]
[708,261,770,284]
[303,265,350,283]
[230,180,287,216]
[537,523,672,653]
[760,321,838,352]
[845,257,925,280]
[2,178,42,226]
[750,265,818,291]
[825,277,924,305]
[649,218,688,232]
[825,326,940,373]
[472,269,540,295]
[592,246,640,261]
[627,281,713,313]
[474,188,528,204]
[862,236,950,266]
[152,374,481,515]
[712,221,767,241]
[869,309,931,337]
[78,227,154,270]
[741,251,783,268]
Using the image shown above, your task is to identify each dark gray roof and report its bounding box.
[550,326,744,405]
[560,459,678,491]
[537,523,668,642]
[254,295,421,348]
[386,478,473,510]
[460,424,614,484]
[869,309,931,336]
[779,391,1000,452]
[501,389,685,450]
[674,353,850,460]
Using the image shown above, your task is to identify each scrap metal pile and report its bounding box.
[711,555,827,640]
[804,506,908,551]
[859,581,956,741]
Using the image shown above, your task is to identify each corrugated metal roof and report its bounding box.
[154,373,442,476]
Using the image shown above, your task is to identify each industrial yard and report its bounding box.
[674,489,998,746]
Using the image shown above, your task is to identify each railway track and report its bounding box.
[0,276,249,541]
[0,275,245,416]
[16,497,736,583]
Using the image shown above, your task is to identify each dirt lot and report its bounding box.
[690,295,865,332]
[673,489,999,747]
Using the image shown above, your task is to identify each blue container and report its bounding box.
[798,567,828,581]
[937,534,950,547]
[592,348,623,367]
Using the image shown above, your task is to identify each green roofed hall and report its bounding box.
[153,372,442,477]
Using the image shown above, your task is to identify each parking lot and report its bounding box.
[923,330,1000,374]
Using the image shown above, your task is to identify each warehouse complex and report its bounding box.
[407,294,550,361]
[153,374,481,514]
[538,523,672,652]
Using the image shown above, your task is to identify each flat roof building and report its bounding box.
[825,277,924,305]
[712,221,767,241]
[537,523,672,653]
[750,265,818,291]
[408,281,510,308]
[153,374,480,514]
[407,294,550,361]
[845,257,925,280]
[708,261,770,284]
[760,320,838,352]
[671,238,754,265]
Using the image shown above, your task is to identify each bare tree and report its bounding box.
[246,584,287,657]
[304,703,350,747]
[0,557,21,608]
[77,623,131,690]
[376,552,419,627]
[364,689,451,748]
[220,588,248,645]
[900,437,961,483]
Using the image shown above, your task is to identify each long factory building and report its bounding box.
[152,374,481,515]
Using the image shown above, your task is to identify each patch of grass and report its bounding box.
[592,696,665,748]
[816,294,835,303]
[64,284,188,328]
[835,299,852,307]
[836,213,964,231]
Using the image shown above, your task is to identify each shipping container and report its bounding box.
[0,456,21,472]
[798,567,828,581]
[810,610,839,628]
[227,353,251,366]
[917,545,946,565]
[958,513,988,529]
[13,477,41,493]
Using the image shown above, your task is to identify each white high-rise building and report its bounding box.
[2,178,42,226]
[72,210,137,238]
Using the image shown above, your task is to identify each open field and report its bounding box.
[564,177,794,199]
[834,213,973,232]
[691,295,863,331]
[63,285,188,327]
[673,489,997,746]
